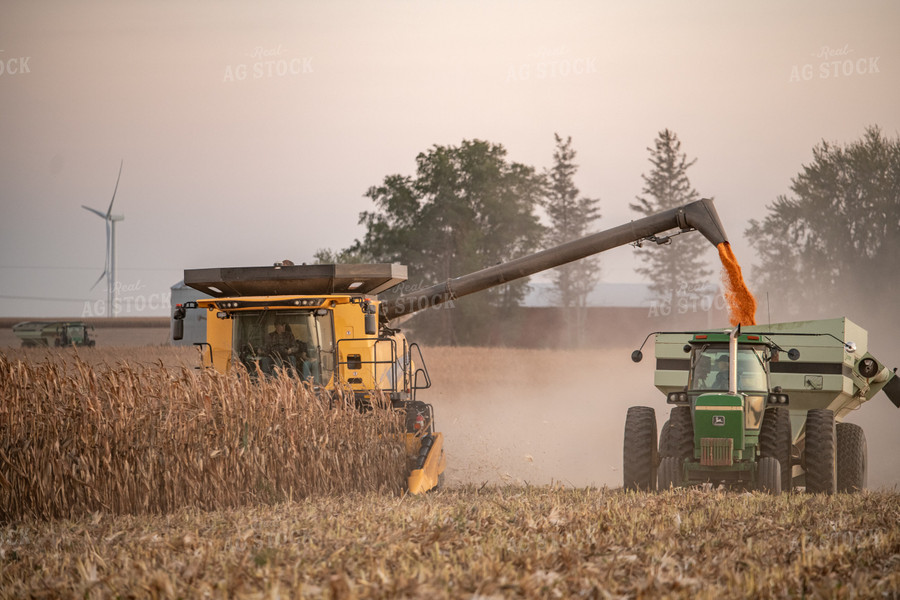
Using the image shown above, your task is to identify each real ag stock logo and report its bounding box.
[223,44,313,83]
[0,49,31,77]
[789,44,880,83]
[506,45,598,83]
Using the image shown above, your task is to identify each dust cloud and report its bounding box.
[423,344,900,490]
[424,346,663,488]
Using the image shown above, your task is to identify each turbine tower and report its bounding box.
[82,160,125,318]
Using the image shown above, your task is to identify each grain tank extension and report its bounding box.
[174,198,730,494]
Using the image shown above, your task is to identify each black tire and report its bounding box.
[658,456,683,490]
[660,406,693,460]
[759,406,793,492]
[804,409,836,494]
[836,422,867,493]
[757,456,782,494]
[658,420,672,457]
[623,406,658,491]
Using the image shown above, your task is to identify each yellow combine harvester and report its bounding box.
[173,198,732,493]
[173,264,444,493]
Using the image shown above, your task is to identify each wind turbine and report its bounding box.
[82,160,125,318]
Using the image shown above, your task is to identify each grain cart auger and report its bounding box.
[173,198,729,494]
[628,318,900,494]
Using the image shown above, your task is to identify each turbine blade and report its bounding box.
[106,159,124,216]
[90,269,107,290]
[104,220,111,275]
[82,205,106,219]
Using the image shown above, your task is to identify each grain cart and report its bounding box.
[173,198,732,494]
[627,318,900,494]
[12,321,96,347]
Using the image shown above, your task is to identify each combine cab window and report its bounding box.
[232,311,334,384]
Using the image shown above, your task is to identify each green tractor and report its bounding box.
[626,318,900,494]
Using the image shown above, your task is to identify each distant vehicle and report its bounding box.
[12,321,96,348]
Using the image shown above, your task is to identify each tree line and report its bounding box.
[317,126,899,344]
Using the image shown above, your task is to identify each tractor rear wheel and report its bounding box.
[658,456,683,490]
[804,409,836,494]
[757,456,782,494]
[759,406,792,492]
[623,406,657,492]
[836,422,867,493]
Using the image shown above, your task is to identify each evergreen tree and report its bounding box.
[544,134,601,345]
[630,130,713,309]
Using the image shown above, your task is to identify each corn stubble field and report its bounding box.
[2,345,899,598]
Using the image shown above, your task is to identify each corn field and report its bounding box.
[0,352,408,522]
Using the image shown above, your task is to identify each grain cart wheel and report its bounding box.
[660,406,693,460]
[757,456,782,495]
[623,406,658,491]
[804,409,836,494]
[658,456,684,490]
[759,407,792,492]
[836,422,867,493]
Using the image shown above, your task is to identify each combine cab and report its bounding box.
[627,318,900,494]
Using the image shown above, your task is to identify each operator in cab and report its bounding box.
[262,318,312,380]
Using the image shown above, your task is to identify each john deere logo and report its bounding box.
[713,416,726,426]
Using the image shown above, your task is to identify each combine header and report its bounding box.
[628,318,900,494]
[174,198,732,493]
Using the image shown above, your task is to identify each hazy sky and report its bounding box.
[1,0,897,317]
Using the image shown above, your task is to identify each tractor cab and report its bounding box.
[672,332,788,434]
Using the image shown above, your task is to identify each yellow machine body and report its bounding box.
[187,291,442,494]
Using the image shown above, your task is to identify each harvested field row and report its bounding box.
[0,353,408,522]
[1,486,898,598]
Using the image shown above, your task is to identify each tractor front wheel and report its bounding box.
[658,456,683,490]
[623,406,657,492]
[804,409,836,494]
[661,406,693,460]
